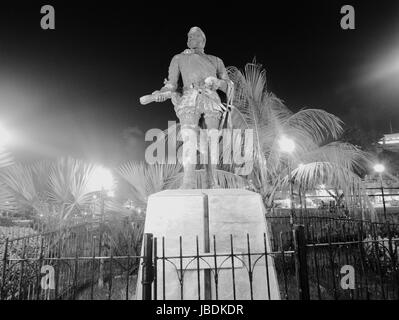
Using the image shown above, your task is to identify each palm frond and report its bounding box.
[288,162,362,193]
[0,164,57,221]
[47,157,99,219]
[117,162,182,208]
[0,163,44,212]
[296,142,369,173]
[193,169,248,189]
[0,183,17,212]
[285,109,344,144]
[227,63,272,194]
[0,147,13,169]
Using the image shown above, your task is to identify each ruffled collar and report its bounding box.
[182,48,205,55]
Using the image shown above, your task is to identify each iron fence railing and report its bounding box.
[1,254,142,300]
[148,233,280,300]
[141,227,399,300]
[2,217,399,300]
[306,237,399,300]
[266,215,399,251]
[0,217,145,300]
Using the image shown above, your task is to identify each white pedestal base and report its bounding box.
[136,189,280,300]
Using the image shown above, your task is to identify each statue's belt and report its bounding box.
[174,88,227,113]
[183,83,216,92]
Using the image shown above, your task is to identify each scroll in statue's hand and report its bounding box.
[139,90,172,105]
[156,93,168,102]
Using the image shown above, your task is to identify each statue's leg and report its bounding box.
[179,109,200,189]
[203,112,222,188]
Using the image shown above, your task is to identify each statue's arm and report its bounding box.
[160,55,180,92]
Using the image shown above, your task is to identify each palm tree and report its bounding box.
[0,157,127,227]
[226,62,373,215]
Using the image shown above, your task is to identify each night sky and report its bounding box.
[0,1,398,166]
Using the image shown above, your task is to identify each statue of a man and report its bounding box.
[144,27,233,188]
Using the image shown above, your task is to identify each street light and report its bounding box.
[373,163,387,221]
[278,136,296,154]
[373,164,385,174]
[89,166,114,192]
[88,166,115,221]
[279,136,296,224]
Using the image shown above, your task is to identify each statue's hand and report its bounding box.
[204,76,218,90]
[204,76,225,91]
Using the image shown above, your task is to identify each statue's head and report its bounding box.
[187,27,206,51]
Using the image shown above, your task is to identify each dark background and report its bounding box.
[0,1,398,165]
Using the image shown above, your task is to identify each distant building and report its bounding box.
[363,173,399,208]
[377,133,399,152]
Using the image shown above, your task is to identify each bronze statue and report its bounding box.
[140,27,234,189]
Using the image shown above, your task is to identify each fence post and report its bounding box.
[153,237,157,301]
[293,225,310,300]
[98,222,104,289]
[35,238,45,300]
[1,238,9,300]
[141,233,154,300]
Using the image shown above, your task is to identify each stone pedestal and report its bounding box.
[136,189,280,300]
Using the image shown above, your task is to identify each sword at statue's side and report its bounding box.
[219,80,235,130]
[205,81,235,188]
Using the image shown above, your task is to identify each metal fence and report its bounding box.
[0,217,145,300]
[1,216,399,300]
[305,236,399,300]
[136,223,399,300]
[1,252,141,300]
[267,215,399,250]
[267,215,399,299]
[142,233,280,300]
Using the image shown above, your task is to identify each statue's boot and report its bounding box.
[199,128,220,189]
[207,163,220,189]
[180,164,197,189]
